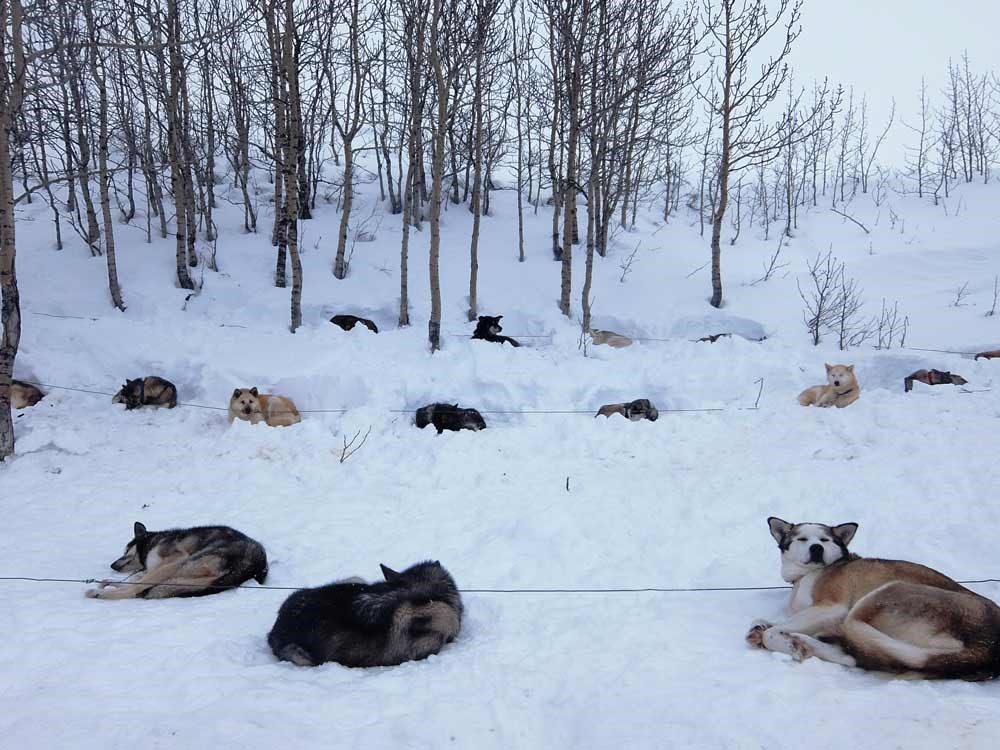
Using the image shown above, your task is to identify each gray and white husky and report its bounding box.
[86,522,268,600]
[268,561,463,668]
[747,517,1000,679]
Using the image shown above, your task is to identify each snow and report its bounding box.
[2,173,1000,748]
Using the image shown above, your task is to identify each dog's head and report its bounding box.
[767,517,858,582]
[380,560,463,619]
[824,363,857,390]
[476,315,503,336]
[461,408,487,431]
[112,379,143,409]
[110,521,150,572]
[230,387,262,419]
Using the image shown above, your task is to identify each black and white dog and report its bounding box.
[472,315,520,347]
[268,561,463,668]
[415,403,487,433]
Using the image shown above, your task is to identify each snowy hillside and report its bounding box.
[2,171,1000,748]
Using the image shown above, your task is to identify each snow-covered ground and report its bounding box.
[2,175,1000,748]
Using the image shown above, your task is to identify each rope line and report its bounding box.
[2,576,998,594]
[16,380,762,416]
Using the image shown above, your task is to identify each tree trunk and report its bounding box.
[333,144,353,278]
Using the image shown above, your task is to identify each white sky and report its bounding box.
[790,0,1000,161]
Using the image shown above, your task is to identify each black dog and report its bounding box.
[112,376,177,410]
[595,398,659,422]
[472,315,520,347]
[267,561,463,668]
[330,314,379,334]
[415,403,487,433]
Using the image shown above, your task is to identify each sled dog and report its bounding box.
[797,364,860,408]
[268,560,463,668]
[595,398,659,422]
[746,517,1000,679]
[330,314,379,334]
[974,349,1000,361]
[904,369,968,392]
[415,403,487,433]
[112,376,178,410]
[228,387,301,427]
[86,522,268,600]
[11,379,44,409]
[472,315,521,347]
[589,328,633,348]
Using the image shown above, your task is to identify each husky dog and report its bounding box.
[330,314,379,334]
[472,315,521,347]
[974,349,1000,361]
[228,387,301,427]
[904,369,968,392]
[268,561,463,668]
[112,376,178,410]
[747,517,1000,679]
[696,333,732,343]
[415,403,487,433]
[798,364,860,408]
[590,328,633,348]
[86,522,268,600]
[595,398,659,422]
[11,379,44,409]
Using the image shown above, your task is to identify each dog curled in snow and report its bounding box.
[589,328,633,348]
[112,376,177,410]
[471,315,521,347]
[268,561,463,668]
[86,522,268,600]
[228,387,301,427]
[11,379,44,409]
[797,364,860,408]
[974,349,1000,361]
[415,403,487,433]
[904,369,968,392]
[595,398,659,422]
[746,517,1000,679]
[330,314,379,334]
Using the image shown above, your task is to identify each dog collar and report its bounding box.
[835,387,854,397]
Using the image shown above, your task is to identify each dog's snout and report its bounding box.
[833,380,841,386]
[809,544,825,563]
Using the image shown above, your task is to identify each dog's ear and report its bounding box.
[832,522,858,547]
[232,388,242,400]
[824,363,832,372]
[767,517,792,546]
[249,387,258,396]
[133,521,147,538]
[847,365,855,372]
[380,564,402,582]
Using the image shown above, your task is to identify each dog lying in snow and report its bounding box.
[415,403,486,433]
[11,379,44,409]
[87,522,268,600]
[798,364,860,408]
[974,349,1000,361]
[595,399,659,422]
[904,369,968,392]
[472,315,521,347]
[228,387,301,427]
[589,328,633,348]
[112,376,177,410]
[268,561,463,668]
[747,517,1000,679]
[330,314,379,334]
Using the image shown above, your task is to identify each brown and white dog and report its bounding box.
[747,518,1000,679]
[11,379,45,409]
[797,364,860,408]
[228,387,301,427]
[903,369,968,392]
[589,328,633,348]
[974,349,1000,361]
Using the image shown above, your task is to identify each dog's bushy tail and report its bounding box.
[271,641,316,667]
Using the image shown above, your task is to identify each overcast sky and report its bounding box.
[789,0,1000,161]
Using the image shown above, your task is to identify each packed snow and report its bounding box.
[2,174,1000,748]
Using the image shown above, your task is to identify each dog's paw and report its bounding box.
[85,588,102,599]
[787,634,814,662]
[746,620,772,648]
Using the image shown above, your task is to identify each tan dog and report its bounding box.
[11,379,45,409]
[228,387,301,427]
[589,328,633,348]
[975,349,1000,361]
[798,364,860,408]
[747,518,1000,679]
